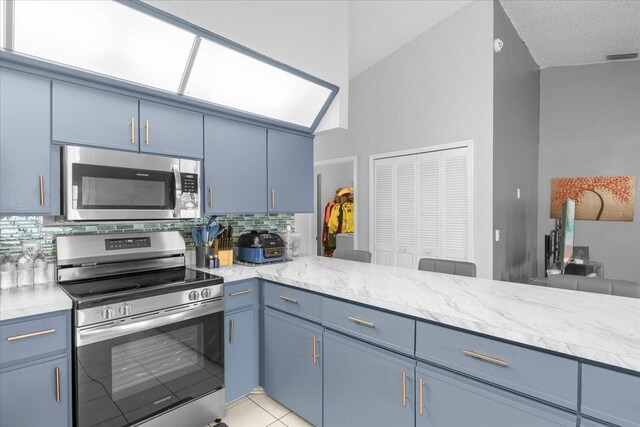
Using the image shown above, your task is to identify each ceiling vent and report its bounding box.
[606,53,639,61]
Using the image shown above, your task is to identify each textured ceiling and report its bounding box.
[500,0,640,68]
[348,1,472,78]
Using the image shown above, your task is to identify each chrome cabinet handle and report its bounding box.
[229,319,234,344]
[347,316,375,328]
[208,186,213,209]
[55,367,60,402]
[39,175,45,206]
[7,328,56,341]
[229,289,252,297]
[312,335,319,365]
[463,349,508,366]
[418,377,424,415]
[271,188,275,208]
[145,119,150,145]
[402,369,407,407]
[130,117,135,144]
[279,295,298,304]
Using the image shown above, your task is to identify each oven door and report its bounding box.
[75,301,224,427]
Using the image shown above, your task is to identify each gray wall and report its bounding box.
[538,61,640,282]
[492,2,540,283]
[315,1,495,278]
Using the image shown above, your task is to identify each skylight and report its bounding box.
[1,0,337,130]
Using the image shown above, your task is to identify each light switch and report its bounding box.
[495,230,501,242]
[517,188,521,199]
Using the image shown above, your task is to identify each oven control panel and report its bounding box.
[76,283,224,327]
[105,237,151,251]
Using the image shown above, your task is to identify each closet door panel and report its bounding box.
[393,156,416,269]
[441,147,470,261]
[373,159,394,265]
[416,152,442,262]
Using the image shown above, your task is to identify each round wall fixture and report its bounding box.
[494,38,504,53]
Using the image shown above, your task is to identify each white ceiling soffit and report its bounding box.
[500,0,640,69]
[348,0,472,78]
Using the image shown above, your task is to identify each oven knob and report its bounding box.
[201,288,212,299]
[188,291,199,301]
[119,304,131,316]
[102,307,115,320]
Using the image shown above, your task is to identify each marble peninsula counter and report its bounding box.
[0,282,73,321]
[192,255,640,373]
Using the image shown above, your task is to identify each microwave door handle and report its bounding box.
[172,165,181,218]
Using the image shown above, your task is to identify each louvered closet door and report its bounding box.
[441,147,470,260]
[416,152,442,262]
[373,158,394,265]
[393,156,417,269]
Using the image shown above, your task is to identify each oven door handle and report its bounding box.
[172,164,182,218]
[76,299,222,347]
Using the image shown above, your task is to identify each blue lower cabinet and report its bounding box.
[264,309,322,426]
[415,363,576,427]
[581,364,640,427]
[323,330,415,427]
[225,308,258,403]
[0,356,70,427]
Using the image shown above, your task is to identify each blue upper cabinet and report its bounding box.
[139,100,203,159]
[267,129,313,213]
[0,68,52,214]
[52,81,139,151]
[204,116,267,214]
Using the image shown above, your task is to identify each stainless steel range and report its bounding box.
[56,231,225,427]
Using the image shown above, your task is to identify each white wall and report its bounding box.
[144,0,349,132]
[538,61,640,282]
[315,1,494,278]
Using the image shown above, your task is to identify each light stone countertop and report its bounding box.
[0,282,73,321]
[191,255,640,372]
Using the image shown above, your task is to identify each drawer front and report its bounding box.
[1,312,69,366]
[322,298,415,355]
[224,279,257,312]
[416,321,578,410]
[581,364,640,427]
[262,281,322,323]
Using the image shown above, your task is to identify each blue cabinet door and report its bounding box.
[204,116,267,214]
[139,101,203,159]
[323,330,415,427]
[264,309,322,426]
[581,364,640,427]
[52,81,139,151]
[267,129,313,213]
[415,363,576,427]
[0,68,52,214]
[0,356,70,427]
[225,308,258,403]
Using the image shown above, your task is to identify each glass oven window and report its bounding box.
[73,163,173,210]
[75,312,223,427]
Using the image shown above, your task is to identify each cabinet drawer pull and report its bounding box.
[145,119,150,145]
[229,289,252,297]
[401,369,407,407]
[55,367,60,402]
[271,188,276,208]
[347,316,375,328]
[229,319,234,344]
[418,377,424,415]
[279,295,298,304]
[208,186,213,208]
[312,335,319,365]
[7,328,56,341]
[39,175,45,206]
[463,349,508,366]
[130,117,135,144]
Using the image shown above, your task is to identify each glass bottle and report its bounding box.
[0,254,17,290]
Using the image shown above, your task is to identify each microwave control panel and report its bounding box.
[181,173,198,194]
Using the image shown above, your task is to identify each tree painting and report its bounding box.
[550,176,636,221]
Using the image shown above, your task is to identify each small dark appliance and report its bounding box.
[237,230,286,263]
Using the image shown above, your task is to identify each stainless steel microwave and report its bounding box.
[63,146,201,221]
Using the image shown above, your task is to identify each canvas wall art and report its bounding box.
[550,175,636,221]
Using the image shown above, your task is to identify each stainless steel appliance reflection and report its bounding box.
[56,231,224,427]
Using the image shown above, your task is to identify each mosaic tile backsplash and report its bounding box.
[0,214,294,262]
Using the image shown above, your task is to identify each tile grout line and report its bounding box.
[248,394,292,421]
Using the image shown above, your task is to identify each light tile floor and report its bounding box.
[205,393,314,427]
